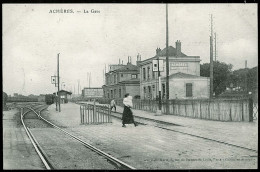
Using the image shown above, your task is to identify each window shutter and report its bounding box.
[186,83,193,97]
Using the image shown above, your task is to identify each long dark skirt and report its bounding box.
[122,106,135,124]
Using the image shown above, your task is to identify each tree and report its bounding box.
[200,61,233,96]
[232,66,258,92]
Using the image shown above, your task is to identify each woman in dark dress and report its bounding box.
[122,93,137,127]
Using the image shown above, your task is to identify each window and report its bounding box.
[111,90,113,98]
[143,68,146,80]
[131,74,137,78]
[186,83,193,97]
[144,87,146,94]
[152,85,155,91]
[152,71,155,79]
[114,89,116,98]
[114,75,116,83]
[119,89,121,98]
[147,66,150,79]
[121,74,123,77]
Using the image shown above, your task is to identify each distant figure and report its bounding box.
[110,99,116,112]
[122,93,138,127]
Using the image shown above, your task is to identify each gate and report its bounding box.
[80,104,112,124]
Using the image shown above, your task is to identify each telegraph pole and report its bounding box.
[214,32,217,61]
[89,72,91,88]
[78,79,80,95]
[57,53,61,112]
[210,14,214,98]
[165,3,170,114]
[157,57,162,115]
[245,60,248,92]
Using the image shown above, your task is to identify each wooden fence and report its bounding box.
[80,104,112,124]
[159,98,253,122]
[98,98,254,122]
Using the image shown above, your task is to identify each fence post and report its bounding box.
[249,98,253,122]
[87,104,90,124]
[83,105,85,124]
[229,101,232,121]
[241,100,244,121]
[93,99,96,124]
[199,100,202,119]
[108,104,111,122]
[80,106,82,124]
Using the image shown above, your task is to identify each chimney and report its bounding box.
[176,40,181,57]
[127,56,132,64]
[119,58,120,65]
[245,60,247,69]
[136,53,141,66]
[156,47,161,55]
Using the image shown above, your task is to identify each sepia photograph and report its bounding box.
[2,3,258,169]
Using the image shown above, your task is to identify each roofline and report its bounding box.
[118,80,140,84]
[102,80,140,87]
[139,56,201,66]
[83,87,103,89]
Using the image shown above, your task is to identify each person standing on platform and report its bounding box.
[122,93,138,127]
[110,99,116,112]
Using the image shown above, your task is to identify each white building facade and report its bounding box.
[139,40,210,100]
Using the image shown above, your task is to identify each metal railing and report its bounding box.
[80,104,112,124]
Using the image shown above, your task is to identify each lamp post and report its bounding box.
[57,53,61,112]
[165,3,170,114]
[156,56,162,115]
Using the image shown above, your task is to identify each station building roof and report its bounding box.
[157,46,187,57]
[54,90,72,95]
[161,72,208,80]
[110,63,139,73]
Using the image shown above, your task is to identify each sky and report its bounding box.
[2,3,258,96]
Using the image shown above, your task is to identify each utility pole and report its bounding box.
[77,79,80,95]
[165,3,170,114]
[210,14,214,99]
[57,53,61,112]
[157,57,162,115]
[214,32,217,61]
[245,60,248,93]
[89,72,91,88]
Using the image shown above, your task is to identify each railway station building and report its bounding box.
[102,57,141,99]
[139,40,210,100]
[55,90,72,104]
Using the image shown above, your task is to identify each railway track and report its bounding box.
[21,104,136,170]
[111,111,258,153]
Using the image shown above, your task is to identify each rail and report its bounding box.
[21,105,53,170]
[21,104,135,169]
